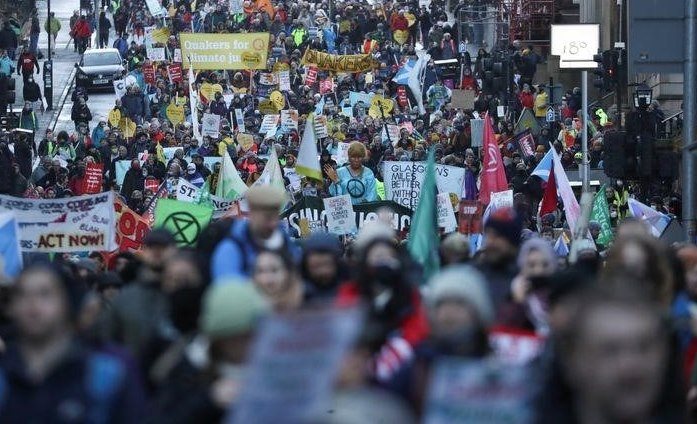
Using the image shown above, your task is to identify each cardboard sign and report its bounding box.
[436,192,457,233]
[234,307,364,423]
[259,115,280,134]
[382,162,466,210]
[167,64,183,83]
[143,64,156,85]
[114,198,151,252]
[451,89,476,110]
[82,163,104,194]
[201,113,221,138]
[278,70,291,91]
[323,195,356,234]
[280,109,299,132]
[0,193,116,252]
[458,200,483,235]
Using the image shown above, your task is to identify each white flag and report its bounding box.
[252,148,286,192]
[216,152,248,200]
[295,115,323,181]
[188,67,202,142]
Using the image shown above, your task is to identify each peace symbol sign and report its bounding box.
[163,212,201,245]
[346,178,365,199]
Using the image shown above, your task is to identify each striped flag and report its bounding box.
[0,212,22,279]
[628,198,671,237]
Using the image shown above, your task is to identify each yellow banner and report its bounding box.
[301,49,375,73]
[180,33,270,70]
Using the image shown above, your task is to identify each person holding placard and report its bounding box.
[326,142,377,205]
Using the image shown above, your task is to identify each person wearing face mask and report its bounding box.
[337,223,430,383]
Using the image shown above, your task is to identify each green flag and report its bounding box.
[154,199,213,246]
[590,185,614,246]
[407,148,440,282]
[216,151,248,200]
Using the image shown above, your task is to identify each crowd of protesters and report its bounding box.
[0,0,693,421]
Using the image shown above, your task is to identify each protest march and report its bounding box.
[0,0,692,421]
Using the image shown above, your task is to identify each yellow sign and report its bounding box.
[108,109,121,127]
[405,12,416,27]
[237,133,255,151]
[166,103,185,126]
[301,49,375,73]
[119,118,137,138]
[152,27,170,44]
[199,83,223,101]
[369,95,394,118]
[393,30,409,45]
[258,99,278,115]
[180,33,270,70]
[273,61,290,72]
[270,91,285,110]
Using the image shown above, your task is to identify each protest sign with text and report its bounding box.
[382,162,466,209]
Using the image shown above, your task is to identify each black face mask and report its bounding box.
[432,328,488,357]
[168,286,204,334]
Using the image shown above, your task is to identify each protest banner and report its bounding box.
[145,0,166,16]
[259,72,278,85]
[333,142,350,165]
[278,70,291,91]
[173,48,182,63]
[490,189,514,210]
[348,91,374,107]
[383,124,400,145]
[319,78,334,94]
[280,109,299,132]
[304,65,318,85]
[180,33,270,70]
[142,63,155,84]
[301,49,375,72]
[382,162,466,209]
[281,197,412,237]
[470,119,484,148]
[396,86,409,107]
[513,129,535,158]
[233,307,364,423]
[147,47,166,62]
[259,115,280,134]
[323,195,356,234]
[167,64,183,83]
[114,198,151,252]
[234,108,246,132]
[436,193,457,233]
[201,113,221,138]
[0,193,116,252]
[82,163,104,194]
[154,199,213,246]
[113,79,127,99]
[424,358,532,424]
[458,200,483,235]
[175,178,240,219]
[313,115,329,139]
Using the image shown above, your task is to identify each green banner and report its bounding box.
[154,199,213,246]
[590,185,614,246]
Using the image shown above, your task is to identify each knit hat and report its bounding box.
[352,222,395,256]
[427,265,494,325]
[484,208,522,247]
[200,282,268,339]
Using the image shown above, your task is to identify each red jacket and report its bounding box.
[74,20,91,38]
[519,91,534,109]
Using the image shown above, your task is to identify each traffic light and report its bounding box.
[593,50,620,91]
[593,52,605,89]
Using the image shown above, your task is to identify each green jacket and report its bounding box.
[45,17,61,35]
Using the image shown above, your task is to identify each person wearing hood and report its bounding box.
[121,159,145,200]
[301,233,345,304]
[71,97,92,131]
[91,119,107,149]
[184,162,205,188]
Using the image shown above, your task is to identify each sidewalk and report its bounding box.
[12,0,80,141]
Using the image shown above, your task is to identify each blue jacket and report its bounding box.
[92,124,106,148]
[211,219,299,282]
[328,165,377,205]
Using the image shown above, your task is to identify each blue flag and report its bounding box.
[0,212,22,278]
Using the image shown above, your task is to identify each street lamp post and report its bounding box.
[44,0,53,111]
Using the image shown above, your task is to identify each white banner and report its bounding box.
[259,115,280,134]
[175,178,238,218]
[113,79,127,99]
[147,47,166,62]
[278,70,291,91]
[323,195,356,234]
[313,115,329,139]
[234,108,245,133]
[201,113,221,138]
[0,193,116,252]
[280,109,299,132]
[382,162,466,209]
[145,0,167,17]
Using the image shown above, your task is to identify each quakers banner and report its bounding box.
[381,161,466,209]
[0,193,116,252]
[281,197,412,237]
[301,49,375,73]
[180,33,270,70]
[114,198,151,252]
[175,178,241,219]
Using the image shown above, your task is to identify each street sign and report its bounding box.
[546,107,556,123]
[551,24,600,69]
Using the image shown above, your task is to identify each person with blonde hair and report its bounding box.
[325,141,377,205]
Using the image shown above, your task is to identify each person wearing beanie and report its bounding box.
[151,283,267,422]
[439,233,471,266]
[0,264,145,422]
[301,233,345,303]
[477,208,522,312]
